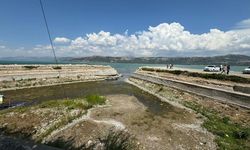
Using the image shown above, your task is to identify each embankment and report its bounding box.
[135,67,250,108]
[128,72,250,149]
[0,64,119,91]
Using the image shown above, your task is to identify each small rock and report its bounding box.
[86,140,93,147]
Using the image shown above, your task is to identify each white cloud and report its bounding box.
[1,20,250,57]
[55,21,250,57]
[234,19,250,29]
[54,37,71,44]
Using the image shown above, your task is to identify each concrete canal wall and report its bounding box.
[131,73,250,109]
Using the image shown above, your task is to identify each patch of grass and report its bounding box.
[38,95,106,110]
[141,67,250,84]
[0,95,106,114]
[183,101,250,150]
[38,99,88,110]
[36,95,105,142]
[85,94,106,106]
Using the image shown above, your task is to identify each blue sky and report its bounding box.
[0,0,250,57]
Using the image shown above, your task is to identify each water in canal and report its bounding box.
[2,78,174,115]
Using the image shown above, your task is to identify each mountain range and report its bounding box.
[70,54,250,66]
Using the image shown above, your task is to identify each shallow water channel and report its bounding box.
[1,80,173,115]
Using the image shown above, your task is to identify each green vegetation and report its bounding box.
[0,95,106,115]
[141,67,250,84]
[85,94,106,106]
[0,94,106,141]
[183,101,250,150]
[38,99,88,110]
[36,95,106,142]
[38,94,106,110]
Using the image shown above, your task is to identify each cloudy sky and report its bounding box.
[0,0,250,57]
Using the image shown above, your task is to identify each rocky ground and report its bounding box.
[0,94,217,150]
[0,64,119,91]
[128,77,250,149]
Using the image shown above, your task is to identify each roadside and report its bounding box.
[170,66,249,79]
[138,66,250,94]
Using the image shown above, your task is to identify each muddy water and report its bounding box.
[1,80,173,115]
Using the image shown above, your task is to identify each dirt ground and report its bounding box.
[45,94,216,150]
[0,105,86,141]
[0,77,249,149]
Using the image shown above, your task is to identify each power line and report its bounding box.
[39,0,58,64]
[39,0,67,98]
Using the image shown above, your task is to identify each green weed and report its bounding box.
[183,101,250,150]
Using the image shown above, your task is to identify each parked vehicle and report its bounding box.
[242,66,250,74]
[203,65,220,72]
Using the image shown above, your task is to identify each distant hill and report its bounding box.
[71,54,250,66]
